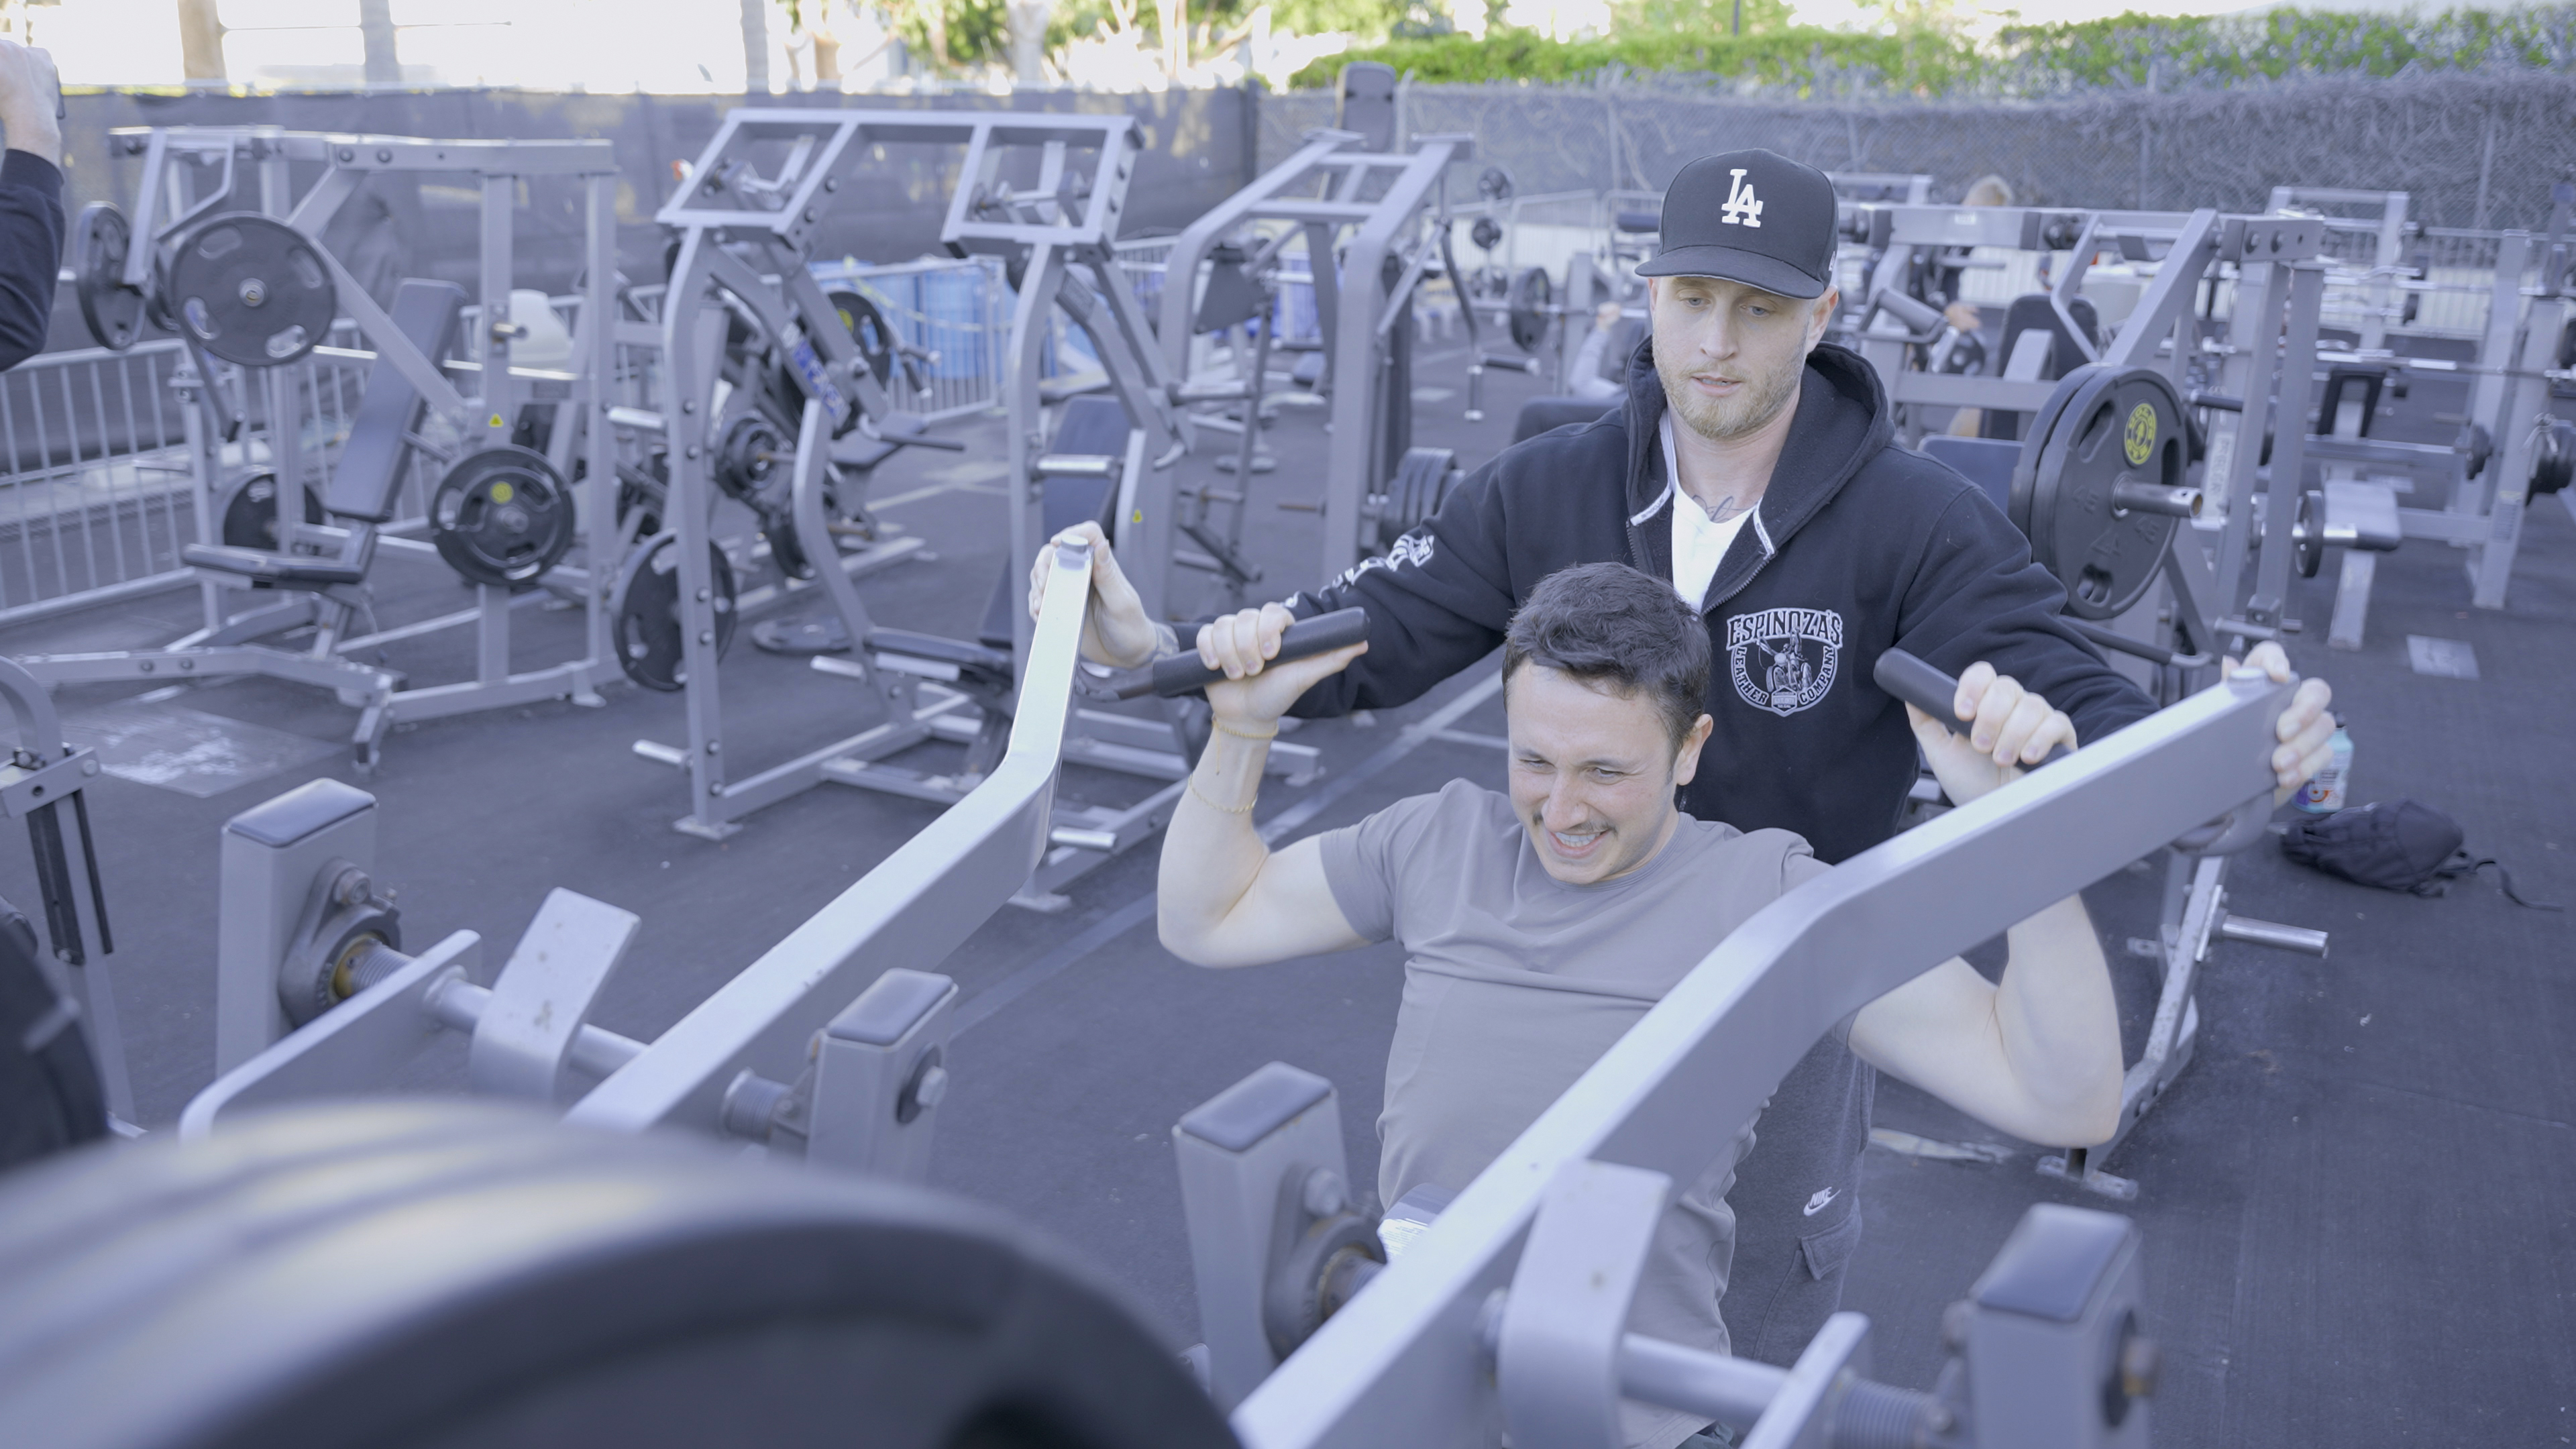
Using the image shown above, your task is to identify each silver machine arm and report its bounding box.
[564,538,1101,1136]
[1234,667,2294,1449]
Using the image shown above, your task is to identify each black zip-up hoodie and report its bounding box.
[1286,337,2154,865]
[1277,336,2158,1370]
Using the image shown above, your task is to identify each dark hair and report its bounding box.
[1503,562,1711,749]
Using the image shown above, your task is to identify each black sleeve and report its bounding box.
[0,150,64,372]
[1275,455,1525,718]
[1893,489,2155,745]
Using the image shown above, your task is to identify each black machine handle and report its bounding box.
[1874,649,2074,767]
[1122,608,1371,700]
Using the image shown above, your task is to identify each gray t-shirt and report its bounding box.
[1317,779,1833,1449]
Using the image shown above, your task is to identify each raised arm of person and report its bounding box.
[0,40,64,375]
[1027,449,1527,714]
[1898,483,2338,798]
[1156,604,1374,969]
[1843,669,2123,1147]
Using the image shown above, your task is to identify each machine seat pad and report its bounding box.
[181,543,369,587]
[867,629,1014,684]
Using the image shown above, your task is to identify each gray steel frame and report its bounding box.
[567,537,1106,1136]
[643,110,1316,875]
[19,127,623,767]
[1153,129,1474,584]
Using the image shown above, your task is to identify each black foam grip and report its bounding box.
[1151,608,1370,698]
[1874,649,2074,765]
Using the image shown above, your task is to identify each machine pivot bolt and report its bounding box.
[1303,1169,1348,1218]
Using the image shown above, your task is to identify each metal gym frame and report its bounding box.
[1843,206,2342,1193]
[637,110,1311,894]
[2296,219,2576,634]
[22,127,623,767]
[1153,127,1475,584]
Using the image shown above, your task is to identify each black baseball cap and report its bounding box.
[1637,150,1837,300]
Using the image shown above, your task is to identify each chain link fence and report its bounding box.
[1262,70,2576,232]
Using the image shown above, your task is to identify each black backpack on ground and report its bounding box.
[2281,799,2562,910]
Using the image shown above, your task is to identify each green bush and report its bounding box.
[1286,5,2576,95]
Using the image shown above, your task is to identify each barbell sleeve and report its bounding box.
[1873,649,2075,766]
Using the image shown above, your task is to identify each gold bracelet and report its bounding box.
[1187,776,1258,815]
[1212,718,1278,743]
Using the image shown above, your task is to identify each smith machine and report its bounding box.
[39,127,625,767]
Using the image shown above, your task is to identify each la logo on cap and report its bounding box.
[1722,168,1764,229]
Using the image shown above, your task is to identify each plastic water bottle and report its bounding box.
[2296,720,2353,814]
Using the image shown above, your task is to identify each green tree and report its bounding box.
[1613,0,1790,39]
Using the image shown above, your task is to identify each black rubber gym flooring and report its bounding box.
[3,335,2570,1446]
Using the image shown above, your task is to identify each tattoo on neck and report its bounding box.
[1697,492,1743,523]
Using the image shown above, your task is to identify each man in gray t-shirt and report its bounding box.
[1158,562,2129,1449]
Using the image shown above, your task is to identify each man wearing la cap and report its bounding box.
[1038,150,2336,1393]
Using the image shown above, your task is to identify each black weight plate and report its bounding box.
[216,470,322,551]
[826,289,898,388]
[1506,267,1552,354]
[2009,364,2186,621]
[2294,490,2324,578]
[0,1102,1242,1449]
[71,203,146,352]
[2457,420,2492,480]
[1379,446,1454,551]
[2533,417,2576,498]
[1469,215,1504,253]
[611,532,737,692]
[164,213,337,368]
[0,898,104,1175]
[715,413,784,504]
[431,446,578,588]
[1477,164,1515,205]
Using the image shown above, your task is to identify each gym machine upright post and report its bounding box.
[1153,126,1479,583]
[631,110,1314,903]
[37,127,626,768]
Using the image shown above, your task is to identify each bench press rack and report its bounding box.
[632,110,1312,901]
[23,127,625,769]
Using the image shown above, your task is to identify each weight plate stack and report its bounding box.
[715,413,784,505]
[71,203,146,352]
[163,213,338,369]
[611,533,738,692]
[1506,268,1553,354]
[1375,446,1456,553]
[430,447,578,588]
[2007,364,2189,621]
[216,470,322,551]
[2532,417,2576,498]
[0,1102,1240,1449]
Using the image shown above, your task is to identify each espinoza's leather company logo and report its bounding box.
[1727,606,1843,717]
